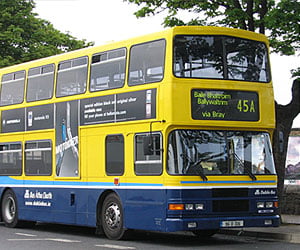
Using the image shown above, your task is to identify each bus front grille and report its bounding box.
[213,200,249,212]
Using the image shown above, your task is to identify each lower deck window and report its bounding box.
[134,133,162,175]
[0,142,22,175]
[106,134,124,175]
[25,140,52,176]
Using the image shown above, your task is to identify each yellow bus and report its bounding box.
[0,26,279,240]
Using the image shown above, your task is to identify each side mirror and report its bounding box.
[143,135,154,155]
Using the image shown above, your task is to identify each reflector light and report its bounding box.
[114,178,119,185]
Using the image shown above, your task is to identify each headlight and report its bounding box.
[257,202,264,208]
[266,202,273,208]
[195,203,204,210]
[185,204,194,210]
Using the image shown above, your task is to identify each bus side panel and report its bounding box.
[124,189,166,231]
[17,187,77,224]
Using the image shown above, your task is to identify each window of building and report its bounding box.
[134,133,162,175]
[25,140,52,176]
[0,142,22,176]
[0,71,25,106]
[90,48,126,91]
[56,56,88,97]
[128,39,165,86]
[106,134,124,175]
[27,64,54,102]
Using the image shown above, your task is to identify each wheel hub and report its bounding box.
[105,203,121,229]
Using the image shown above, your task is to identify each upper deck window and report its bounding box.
[0,71,25,106]
[128,39,166,86]
[56,56,88,97]
[27,64,54,102]
[90,48,126,92]
[174,35,270,82]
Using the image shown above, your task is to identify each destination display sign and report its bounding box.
[191,89,259,121]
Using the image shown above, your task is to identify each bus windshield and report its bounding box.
[174,35,270,82]
[167,130,276,176]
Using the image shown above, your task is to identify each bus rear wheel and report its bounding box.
[1,190,20,228]
[101,193,127,240]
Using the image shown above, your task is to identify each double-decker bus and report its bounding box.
[0,26,279,240]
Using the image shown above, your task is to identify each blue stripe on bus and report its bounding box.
[1,177,276,187]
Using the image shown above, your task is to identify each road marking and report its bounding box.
[46,238,81,243]
[7,238,81,243]
[15,233,37,237]
[95,244,136,249]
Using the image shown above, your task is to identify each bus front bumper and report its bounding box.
[165,215,280,232]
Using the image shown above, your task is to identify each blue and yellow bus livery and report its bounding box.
[0,26,279,240]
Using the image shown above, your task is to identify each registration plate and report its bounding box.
[220,220,244,227]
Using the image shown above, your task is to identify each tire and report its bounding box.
[101,193,127,240]
[1,190,20,228]
[192,229,218,237]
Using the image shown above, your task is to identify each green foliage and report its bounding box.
[265,0,300,55]
[291,68,300,78]
[0,0,93,68]
[125,0,299,57]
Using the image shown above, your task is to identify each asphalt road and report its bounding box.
[0,223,299,250]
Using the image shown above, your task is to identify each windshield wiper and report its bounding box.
[233,153,257,181]
[190,160,208,181]
[180,153,208,181]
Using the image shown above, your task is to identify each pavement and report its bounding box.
[219,215,300,244]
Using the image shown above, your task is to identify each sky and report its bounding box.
[34,0,300,126]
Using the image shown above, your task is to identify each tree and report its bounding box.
[125,0,300,206]
[0,0,93,68]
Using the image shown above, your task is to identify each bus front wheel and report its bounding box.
[101,193,127,240]
[1,189,20,228]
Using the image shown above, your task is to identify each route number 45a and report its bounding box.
[237,99,256,113]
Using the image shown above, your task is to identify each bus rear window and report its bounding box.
[128,39,165,86]
[174,35,270,82]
